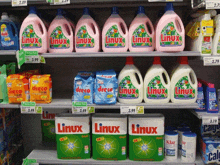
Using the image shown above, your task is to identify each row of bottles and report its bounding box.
[118,56,197,104]
[0,3,185,53]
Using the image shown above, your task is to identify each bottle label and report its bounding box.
[174,76,195,99]
[118,76,139,99]
[217,36,220,54]
[160,22,182,47]
[1,24,14,46]
[131,24,152,48]
[49,26,70,49]
[21,24,42,48]
[201,36,211,54]
[76,25,95,48]
[196,91,205,110]
[208,92,218,112]
[105,25,125,48]
[147,76,168,99]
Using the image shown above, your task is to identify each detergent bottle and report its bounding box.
[9,15,20,31]
[20,6,47,53]
[118,57,143,103]
[170,56,197,103]
[155,3,185,52]
[75,7,100,52]
[144,57,170,103]
[102,7,128,52]
[212,14,220,55]
[129,6,154,52]
[0,12,19,50]
[48,9,73,53]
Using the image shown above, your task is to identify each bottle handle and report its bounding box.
[9,22,18,37]
[188,71,197,85]
[119,21,127,35]
[64,23,73,37]
[145,20,154,36]
[160,71,170,86]
[175,17,183,33]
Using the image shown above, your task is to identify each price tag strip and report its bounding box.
[120,106,144,114]
[53,0,70,5]
[12,0,27,7]
[206,0,220,9]
[21,102,43,114]
[72,102,95,114]
[202,116,218,125]
[203,56,220,66]
[22,158,37,165]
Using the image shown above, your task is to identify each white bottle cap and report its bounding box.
[1,12,9,20]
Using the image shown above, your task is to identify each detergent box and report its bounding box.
[92,114,127,160]
[200,119,220,136]
[129,114,165,161]
[94,70,118,104]
[73,72,95,104]
[55,114,90,159]
[200,136,220,164]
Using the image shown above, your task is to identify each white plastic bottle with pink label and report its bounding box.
[48,9,73,53]
[75,7,100,52]
[129,6,155,52]
[155,3,185,52]
[102,7,128,52]
[20,6,47,53]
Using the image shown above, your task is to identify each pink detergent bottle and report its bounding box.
[155,3,185,52]
[48,9,73,53]
[75,7,100,52]
[129,6,155,52]
[20,6,47,53]
[102,7,128,52]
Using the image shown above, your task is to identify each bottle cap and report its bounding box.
[198,82,202,87]
[137,6,145,14]
[183,132,197,137]
[112,6,119,14]
[57,8,63,16]
[1,12,9,20]
[165,2,174,12]
[179,56,188,64]
[83,7,90,15]
[29,6,37,14]
[126,57,134,65]
[153,57,161,64]
[165,131,178,136]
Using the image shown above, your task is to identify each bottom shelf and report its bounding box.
[27,149,204,165]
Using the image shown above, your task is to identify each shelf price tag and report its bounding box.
[120,106,144,114]
[12,0,27,7]
[22,158,37,165]
[206,0,220,9]
[72,102,95,114]
[203,57,220,66]
[21,102,43,114]
[53,0,70,5]
[202,116,218,125]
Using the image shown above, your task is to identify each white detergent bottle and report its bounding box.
[129,6,155,52]
[102,7,128,52]
[170,56,198,103]
[144,57,170,103]
[118,57,143,104]
[212,14,220,55]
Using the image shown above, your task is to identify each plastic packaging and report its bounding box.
[165,131,178,160]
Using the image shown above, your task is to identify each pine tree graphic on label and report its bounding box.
[132,24,152,47]
[160,22,182,47]
[119,76,139,99]
[174,76,195,99]
[22,24,42,48]
[50,26,70,49]
[105,25,125,48]
[76,26,95,48]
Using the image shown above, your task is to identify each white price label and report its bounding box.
[12,0,27,7]
[25,56,40,63]
[202,117,218,125]
[120,106,144,114]
[72,102,95,114]
[206,0,220,9]
[21,107,36,113]
[72,106,88,114]
[21,102,42,114]
[203,57,220,66]
[54,0,70,5]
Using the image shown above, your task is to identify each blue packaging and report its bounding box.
[200,119,220,136]
[73,72,94,104]
[195,82,205,112]
[200,136,220,164]
[206,84,218,113]
[0,12,19,50]
[94,70,118,104]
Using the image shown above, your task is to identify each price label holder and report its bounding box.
[72,102,95,114]
[53,0,70,5]
[120,106,144,114]
[203,56,220,66]
[202,116,218,125]
[12,0,27,7]
[22,158,37,165]
[206,0,220,9]
[21,102,43,114]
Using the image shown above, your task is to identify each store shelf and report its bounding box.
[0,99,198,109]
[0,50,16,55]
[191,110,220,119]
[27,149,203,165]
